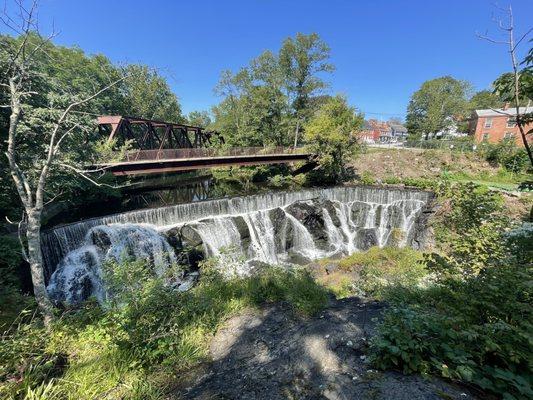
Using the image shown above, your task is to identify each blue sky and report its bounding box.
[4,0,533,119]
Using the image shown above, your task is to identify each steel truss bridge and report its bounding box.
[94,116,312,176]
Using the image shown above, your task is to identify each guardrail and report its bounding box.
[122,146,309,162]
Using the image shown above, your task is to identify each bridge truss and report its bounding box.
[97,115,224,150]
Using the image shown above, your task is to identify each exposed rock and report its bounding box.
[269,207,293,251]
[175,298,477,400]
[285,200,329,250]
[355,228,379,251]
[232,215,251,250]
[180,224,204,248]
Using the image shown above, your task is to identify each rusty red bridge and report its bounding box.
[94,116,312,176]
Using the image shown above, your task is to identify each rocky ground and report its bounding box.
[172,297,478,400]
[351,148,496,181]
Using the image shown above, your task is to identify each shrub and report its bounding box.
[359,171,376,185]
[337,247,426,299]
[481,139,529,173]
[371,262,533,399]
[1,260,329,399]
[371,181,532,398]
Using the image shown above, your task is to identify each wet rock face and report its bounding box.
[285,200,329,250]
[355,228,379,251]
[269,207,293,251]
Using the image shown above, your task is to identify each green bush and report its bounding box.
[371,181,532,398]
[481,139,529,173]
[337,247,427,299]
[430,182,508,277]
[371,262,533,399]
[359,171,376,185]
[0,260,328,399]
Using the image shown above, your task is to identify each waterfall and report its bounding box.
[44,186,433,304]
[47,224,179,305]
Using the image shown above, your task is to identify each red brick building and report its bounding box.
[470,105,533,147]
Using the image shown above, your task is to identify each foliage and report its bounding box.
[337,247,427,299]
[278,32,335,118]
[304,95,363,183]
[480,139,530,173]
[0,33,185,231]
[406,76,471,139]
[492,70,533,105]
[121,65,184,123]
[468,89,502,111]
[370,182,532,399]
[186,110,212,128]
[371,261,532,399]
[358,171,376,185]
[211,33,334,147]
[0,260,328,399]
[429,182,508,277]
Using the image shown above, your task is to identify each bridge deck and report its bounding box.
[94,147,312,176]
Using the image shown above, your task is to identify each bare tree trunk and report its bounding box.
[478,5,533,167]
[508,11,533,167]
[26,209,54,323]
[293,119,300,148]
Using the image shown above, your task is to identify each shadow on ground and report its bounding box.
[173,297,476,400]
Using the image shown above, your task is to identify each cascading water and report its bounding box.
[44,186,433,305]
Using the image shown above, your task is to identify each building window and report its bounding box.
[484,118,493,128]
[482,133,490,141]
[504,132,514,140]
[506,117,516,128]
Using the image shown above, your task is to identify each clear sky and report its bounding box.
[4,0,533,119]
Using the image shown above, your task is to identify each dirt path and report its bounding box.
[173,297,477,400]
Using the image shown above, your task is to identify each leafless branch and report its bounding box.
[513,27,533,51]
[58,163,131,189]
[476,31,509,45]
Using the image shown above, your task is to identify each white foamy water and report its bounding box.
[44,186,432,304]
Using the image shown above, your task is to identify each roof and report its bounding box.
[475,106,533,118]
[389,123,407,133]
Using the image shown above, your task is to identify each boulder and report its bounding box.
[285,200,328,250]
[355,228,378,251]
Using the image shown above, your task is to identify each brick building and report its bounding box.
[470,105,533,146]
[358,119,407,143]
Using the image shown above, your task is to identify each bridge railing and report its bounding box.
[121,146,308,162]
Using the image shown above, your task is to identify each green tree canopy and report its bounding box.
[406,76,472,139]
[186,111,212,128]
[211,33,334,147]
[304,95,363,183]
[468,90,502,111]
[121,65,183,123]
[0,33,184,221]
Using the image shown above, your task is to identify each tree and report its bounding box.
[187,111,212,128]
[211,33,335,148]
[1,1,125,321]
[279,33,335,146]
[468,90,502,110]
[492,71,533,105]
[304,95,363,183]
[122,65,183,123]
[478,5,533,167]
[406,76,471,140]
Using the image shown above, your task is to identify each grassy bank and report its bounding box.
[0,263,328,399]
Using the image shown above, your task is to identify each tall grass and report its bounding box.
[0,261,329,399]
